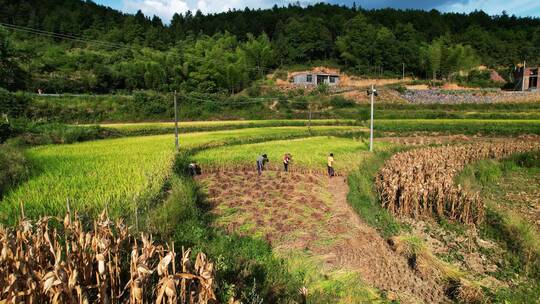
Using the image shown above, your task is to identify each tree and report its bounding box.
[336,14,377,73]
[0,26,24,90]
[241,33,274,79]
[426,39,442,80]
[443,44,478,80]
[274,17,333,63]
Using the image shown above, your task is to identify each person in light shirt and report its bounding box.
[327,153,335,177]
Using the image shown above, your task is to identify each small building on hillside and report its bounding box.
[514,66,539,91]
[290,71,340,86]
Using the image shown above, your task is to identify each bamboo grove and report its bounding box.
[0,209,216,303]
[375,141,540,225]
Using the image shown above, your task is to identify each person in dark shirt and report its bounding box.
[256,154,269,175]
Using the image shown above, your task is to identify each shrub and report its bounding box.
[456,70,503,88]
[329,96,355,108]
[0,143,30,199]
[290,97,308,110]
[246,83,262,97]
[0,88,30,117]
[314,83,329,95]
[10,119,115,145]
[272,70,287,81]
[0,116,14,143]
[132,91,171,117]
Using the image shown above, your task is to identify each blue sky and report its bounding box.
[95,0,540,22]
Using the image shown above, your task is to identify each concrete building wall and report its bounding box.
[515,67,539,91]
[292,73,316,85]
[292,73,340,86]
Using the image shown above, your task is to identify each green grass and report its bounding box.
[97,119,357,136]
[373,119,540,136]
[456,151,540,302]
[0,125,362,224]
[1,134,176,224]
[346,149,403,238]
[193,136,388,172]
[284,252,387,303]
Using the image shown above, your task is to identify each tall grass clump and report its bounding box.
[284,253,385,303]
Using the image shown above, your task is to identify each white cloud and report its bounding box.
[437,0,540,16]
[122,0,540,22]
[122,0,321,21]
[123,0,189,21]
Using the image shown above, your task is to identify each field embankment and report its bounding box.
[97,119,357,136]
[373,119,540,136]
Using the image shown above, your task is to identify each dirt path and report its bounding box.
[324,177,447,303]
[200,171,447,303]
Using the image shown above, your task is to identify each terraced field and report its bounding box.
[0,125,362,223]
[194,136,392,173]
[375,119,540,135]
[97,119,357,136]
[2,118,539,303]
[197,143,446,303]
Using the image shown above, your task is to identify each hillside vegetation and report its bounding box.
[2,0,540,95]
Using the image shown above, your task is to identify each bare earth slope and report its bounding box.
[200,170,448,303]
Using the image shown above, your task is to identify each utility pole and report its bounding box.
[308,103,312,133]
[522,60,526,91]
[368,84,376,152]
[402,63,405,79]
[174,90,179,152]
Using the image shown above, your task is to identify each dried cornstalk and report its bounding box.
[375,140,540,225]
[0,210,216,303]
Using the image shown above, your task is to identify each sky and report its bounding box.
[94,0,540,23]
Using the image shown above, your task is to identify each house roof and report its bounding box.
[293,72,339,77]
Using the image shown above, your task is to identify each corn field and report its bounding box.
[0,209,216,304]
[375,141,540,224]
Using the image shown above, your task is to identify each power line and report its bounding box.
[0,22,126,49]
[0,22,131,50]
[180,93,328,105]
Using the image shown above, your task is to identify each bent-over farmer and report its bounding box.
[256,154,269,175]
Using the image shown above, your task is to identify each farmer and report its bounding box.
[188,162,201,176]
[256,154,269,175]
[283,153,292,172]
[327,153,335,177]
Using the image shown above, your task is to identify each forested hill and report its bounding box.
[1,0,540,93]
